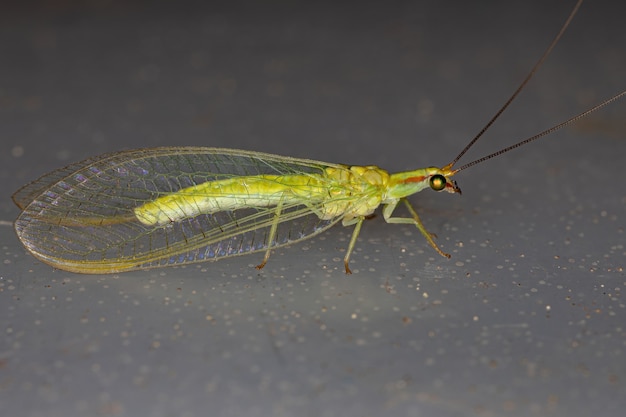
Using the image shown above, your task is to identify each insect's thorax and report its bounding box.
[321,165,390,221]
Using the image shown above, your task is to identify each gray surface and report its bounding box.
[1,1,625,416]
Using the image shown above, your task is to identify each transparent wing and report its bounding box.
[14,148,351,273]
[12,152,123,210]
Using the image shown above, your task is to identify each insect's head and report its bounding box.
[428,164,462,195]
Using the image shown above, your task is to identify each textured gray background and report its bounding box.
[1,1,625,416]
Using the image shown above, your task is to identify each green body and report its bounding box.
[135,164,458,226]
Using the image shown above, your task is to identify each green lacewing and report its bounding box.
[12,0,625,274]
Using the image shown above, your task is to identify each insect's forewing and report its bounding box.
[12,152,123,210]
[14,148,348,273]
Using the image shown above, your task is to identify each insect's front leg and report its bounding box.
[382,198,451,258]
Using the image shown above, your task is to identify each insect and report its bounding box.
[12,0,625,274]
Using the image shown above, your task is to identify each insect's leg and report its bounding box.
[256,200,284,270]
[383,198,451,258]
[343,217,364,274]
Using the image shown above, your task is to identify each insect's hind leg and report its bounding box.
[256,200,284,271]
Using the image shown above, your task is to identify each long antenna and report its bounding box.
[452,90,626,173]
[444,0,583,170]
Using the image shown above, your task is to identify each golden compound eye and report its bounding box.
[429,174,447,191]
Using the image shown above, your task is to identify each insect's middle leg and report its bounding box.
[383,198,451,258]
[343,217,364,275]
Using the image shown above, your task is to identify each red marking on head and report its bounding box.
[402,176,426,184]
